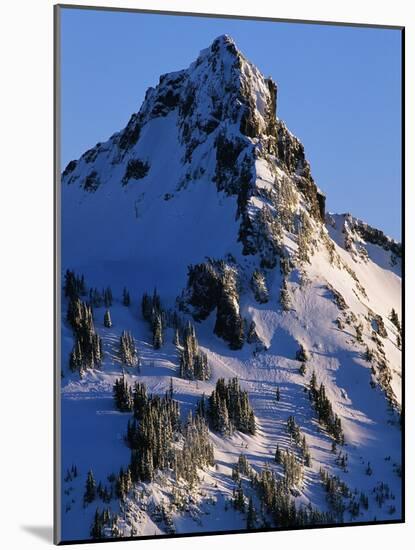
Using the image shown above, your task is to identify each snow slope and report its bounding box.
[59,35,402,542]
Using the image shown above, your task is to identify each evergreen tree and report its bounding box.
[122,287,131,307]
[275,386,281,402]
[233,482,246,512]
[153,313,163,349]
[309,374,344,444]
[104,309,112,328]
[119,330,139,367]
[113,375,133,412]
[67,295,103,373]
[246,496,257,529]
[389,308,401,333]
[84,470,97,505]
[179,322,210,381]
[90,508,103,539]
[103,287,113,308]
[296,343,308,363]
[251,269,269,303]
[280,278,291,311]
[64,270,86,299]
[207,378,255,435]
[275,444,282,464]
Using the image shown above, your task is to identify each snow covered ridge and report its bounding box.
[327,213,402,258]
[60,35,402,542]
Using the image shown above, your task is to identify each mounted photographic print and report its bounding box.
[54,4,404,544]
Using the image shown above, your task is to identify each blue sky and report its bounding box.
[60,7,402,240]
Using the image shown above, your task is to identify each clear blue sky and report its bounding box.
[60,7,402,240]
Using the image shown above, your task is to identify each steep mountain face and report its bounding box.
[60,35,402,542]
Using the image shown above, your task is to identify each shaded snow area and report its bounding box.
[59,34,402,542]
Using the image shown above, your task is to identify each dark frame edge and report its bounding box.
[55,3,404,31]
[400,25,405,524]
[54,3,62,546]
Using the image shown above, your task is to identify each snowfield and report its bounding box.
[59,34,402,542]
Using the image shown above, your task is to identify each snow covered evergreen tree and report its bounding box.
[84,470,97,505]
[119,330,139,367]
[104,309,112,328]
[178,322,210,380]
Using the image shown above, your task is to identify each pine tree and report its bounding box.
[275,444,282,464]
[84,470,97,504]
[233,483,246,512]
[296,343,308,362]
[103,287,113,308]
[104,309,112,328]
[309,374,344,445]
[153,313,163,349]
[251,270,269,303]
[207,378,255,435]
[246,496,256,529]
[389,308,401,333]
[119,330,139,367]
[280,278,291,311]
[122,287,131,307]
[90,508,103,539]
[275,386,281,401]
[178,322,210,381]
[113,375,133,411]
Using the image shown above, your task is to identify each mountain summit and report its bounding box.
[60,35,402,540]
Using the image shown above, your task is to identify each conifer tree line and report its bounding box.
[274,443,305,488]
[119,330,140,367]
[173,412,215,487]
[142,289,165,349]
[89,287,113,308]
[84,469,97,505]
[67,293,103,373]
[309,371,344,444]
[286,415,312,467]
[197,378,256,435]
[177,322,211,381]
[90,507,120,539]
[64,464,78,482]
[389,308,402,349]
[65,270,136,374]
[389,308,401,334]
[183,259,245,349]
[319,467,352,519]
[64,269,86,299]
[113,375,134,412]
[253,465,331,527]
[230,453,333,530]
[112,378,214,488]
[127,392,180,480]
